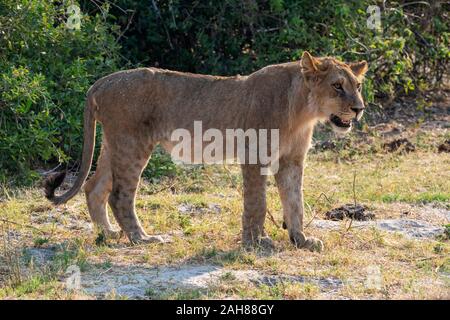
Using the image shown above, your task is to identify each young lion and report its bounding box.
[45,52,368,252]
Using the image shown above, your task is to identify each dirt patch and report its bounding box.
[438,139,450,153]
[375,219,446,239]
[30,207,93,232]
[325,204,375,221]
[383,138,416,153]
[313,218,445,239]
[23,247,56,266]
[372,203,450,225]
[79,264,343,299]
[370,92,450,128]
[255,274,343,291]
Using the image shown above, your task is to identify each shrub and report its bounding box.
[0,0,120,183]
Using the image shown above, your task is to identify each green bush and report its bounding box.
[142,145,178,182]
[0,0,120,183]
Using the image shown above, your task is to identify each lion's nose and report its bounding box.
[351,105,365,121]
[350,106,365,114]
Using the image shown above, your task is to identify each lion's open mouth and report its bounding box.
[330,114,351,128]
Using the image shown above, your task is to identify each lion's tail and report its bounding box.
[44,95,97,205]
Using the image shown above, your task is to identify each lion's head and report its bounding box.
[301,51,368,134]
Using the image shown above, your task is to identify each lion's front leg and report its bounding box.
[241,164,274,250]
[275,159,323,252]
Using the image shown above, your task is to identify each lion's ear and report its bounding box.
[301,51,319,74]
[350,60,368,77]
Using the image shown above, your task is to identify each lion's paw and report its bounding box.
[290,232,323,252]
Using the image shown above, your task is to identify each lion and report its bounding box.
[44,51,368,252]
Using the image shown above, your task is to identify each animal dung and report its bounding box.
[383,138,415,153]
[325,204,375,221]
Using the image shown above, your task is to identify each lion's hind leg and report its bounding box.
[84,143,122,240]
[107,138,167,244]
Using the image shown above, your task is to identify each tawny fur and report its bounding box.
[44,52,368,251]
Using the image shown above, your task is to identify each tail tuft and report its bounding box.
[44,171,66,204]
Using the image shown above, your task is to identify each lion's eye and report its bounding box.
[333,83,343,91]
[357,83,362,91]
